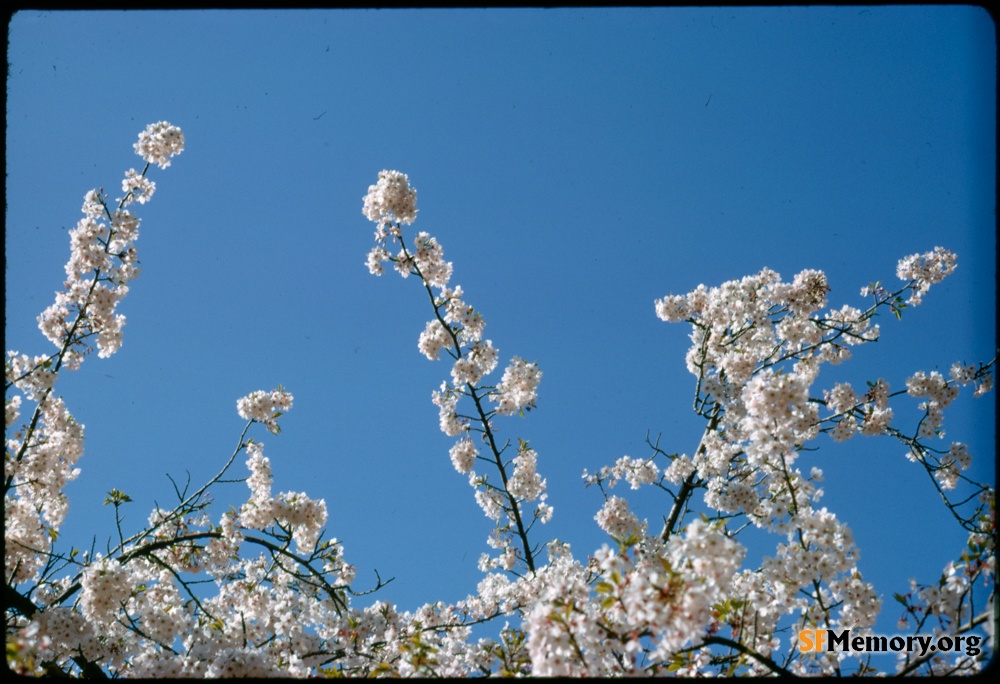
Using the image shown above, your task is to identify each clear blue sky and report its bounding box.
[6,7,995,644]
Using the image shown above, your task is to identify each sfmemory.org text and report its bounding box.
[798,629,982,658]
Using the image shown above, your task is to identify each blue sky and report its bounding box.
[6,7,995,644]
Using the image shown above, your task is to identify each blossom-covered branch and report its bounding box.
[364,170,550,575]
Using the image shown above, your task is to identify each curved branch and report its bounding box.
[698,634,796,677]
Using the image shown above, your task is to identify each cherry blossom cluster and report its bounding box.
[132,121,185,169]
[594,495,645,539]
[237,434,327,553]
[948,360,995,398]
[492,356,542,415]
[4,393,83,585]
[40,200,129,359]
[523,520,746,675]
[235,387,294,434]
[362,169,418,226]
[895,245,958,305]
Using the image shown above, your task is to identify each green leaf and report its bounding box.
[103,488,133,505]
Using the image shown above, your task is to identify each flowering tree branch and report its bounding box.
[364,170,550,577]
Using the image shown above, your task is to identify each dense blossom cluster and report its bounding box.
[238,434,328,553]
[524,520,746,675]
[132,121,185,169]
[362,169,418,226]
[236,388,294,434]
[492,356,542,415]
[5,150,995,677]
[895,246,958,305]
[594,496,645,539]
[121,169,156,204]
